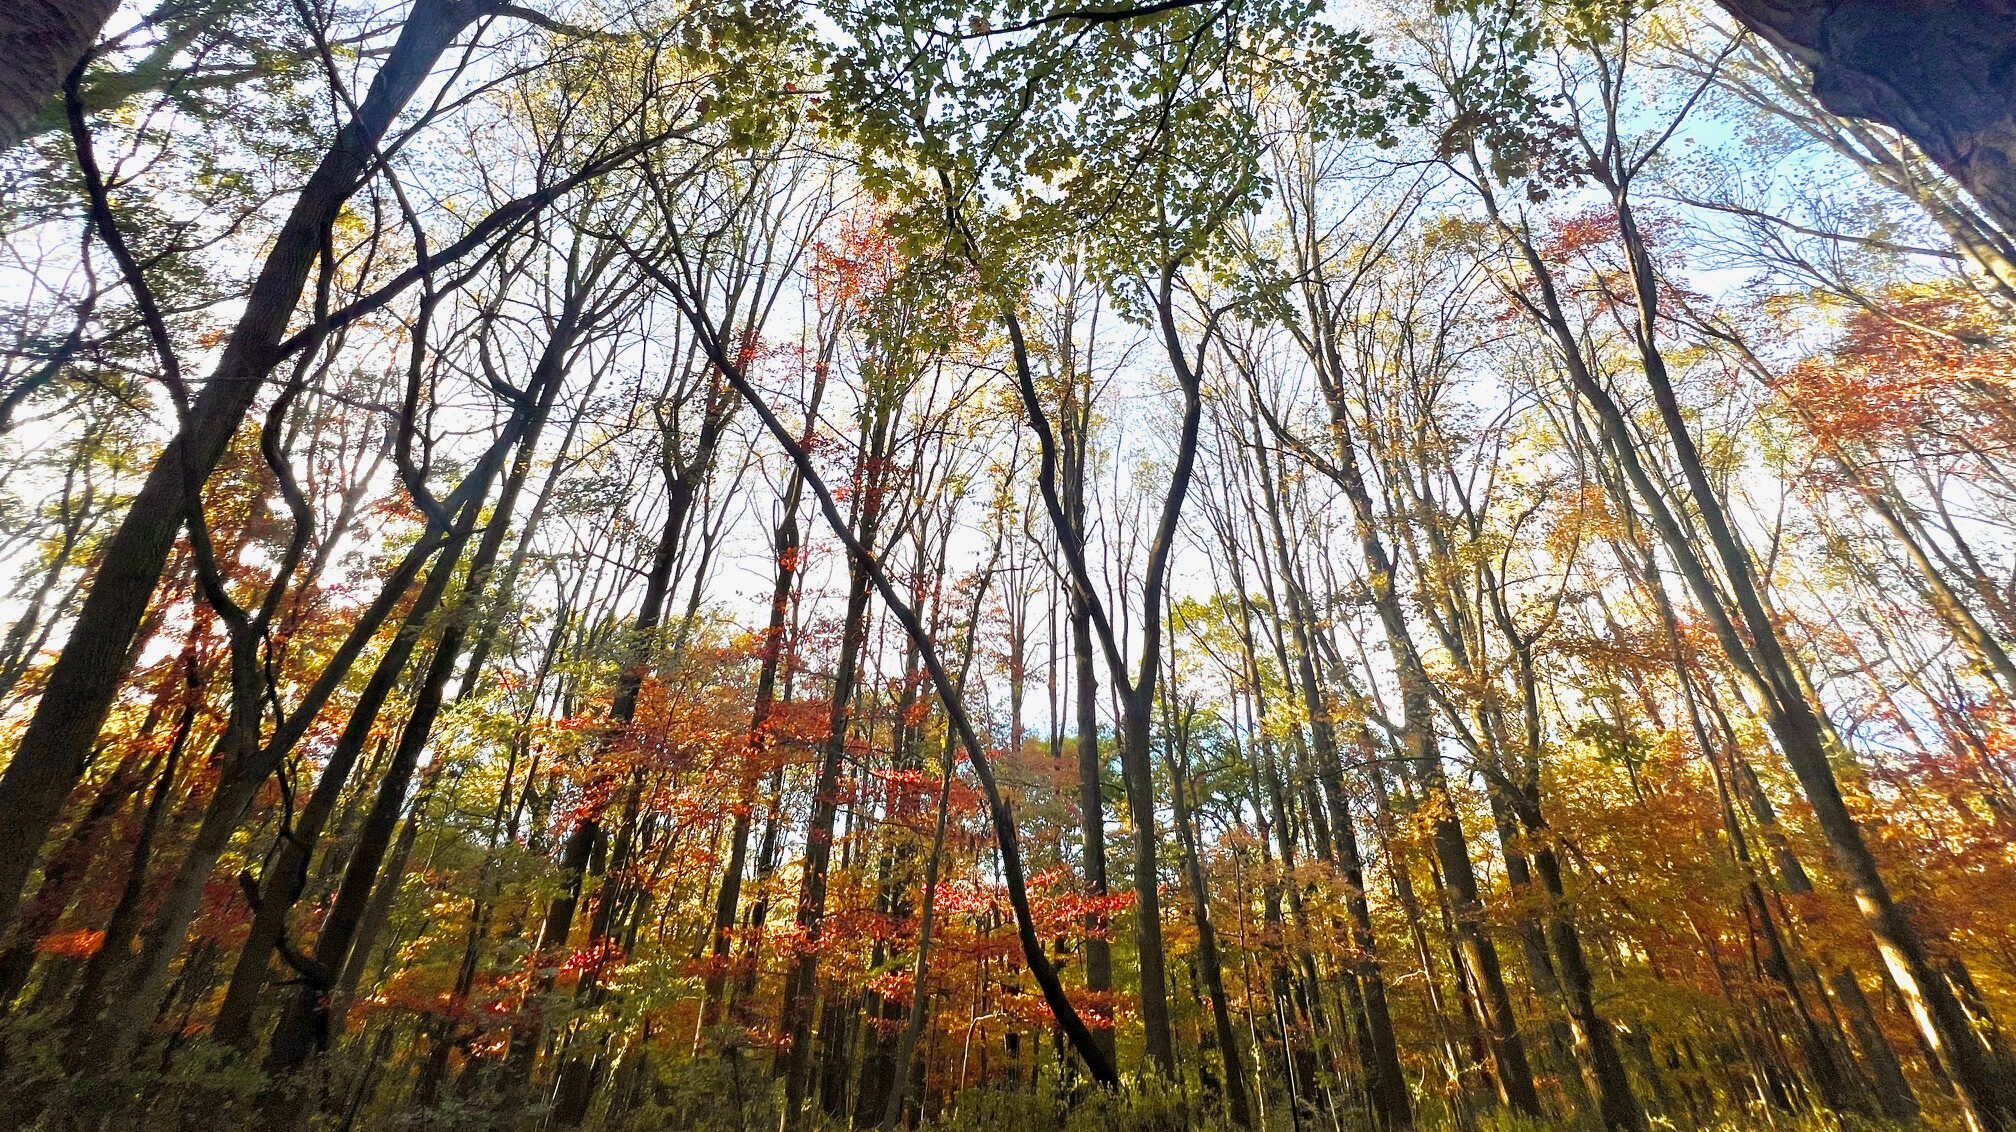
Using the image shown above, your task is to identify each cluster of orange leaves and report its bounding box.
[1779,283,2016,452]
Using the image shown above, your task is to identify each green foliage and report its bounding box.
[930,1076,1221,1132]
[0,1022,274,1131]
[818,0,1422,314]
[610,1052,781,1132]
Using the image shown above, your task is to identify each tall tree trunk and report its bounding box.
[538,421,732,1121]
[782,557,876,1125]
[881,735,956,1131]
[701,454,810,1026]
[994,279,1204,1078]
[1510,791,1646,1131]
[1714,1,2016,236]
[95,490,487,1059]
[1061,384,1118,1065]
[0,0,119,153]
[649,258,1121,1088]
[258,343,575,1066]
[501,817,596,1081]
[62,655,197,1037]
[1116,695,1176,1075]
[0,0,481,941]
[216,248,587,1048]
[265,526,486,1069]
[1166,724,1254,1128]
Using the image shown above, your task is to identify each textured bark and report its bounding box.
[0,0,481,943]
[0,0,119,154]
[1716,1,2016,234]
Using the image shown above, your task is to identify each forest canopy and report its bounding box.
[1,1,2014,1130]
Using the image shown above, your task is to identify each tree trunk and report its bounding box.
[0,0,119,153]
[1301,359,1543,1118]
[702,461,807,1026]
[1167,734,1254,1128]
[1072,592,1117,1063]
[1715,1,2016,236]
[881,735,956,1131]
[1118,695,1176,1075]
[1515,797,1646,1131]
[217,249,584,1048]
[0,0,479,941]
[1832,965,1921,1122]
[782,561,876,1125]
[686,280,1120,1087]
[62,659,195,1037]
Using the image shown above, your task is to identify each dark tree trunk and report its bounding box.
[1715,1,2016,235]
[1070,594,1117,1059]
[1062,378,1118,1064]
[1167,735,1254,1128]
[0,0,480,943]
[63,660,196,1037]
[782,561,876,1125]
[0,0,119,153]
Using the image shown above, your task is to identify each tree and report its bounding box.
[1713,0,2016,237]
[0,0,120,153]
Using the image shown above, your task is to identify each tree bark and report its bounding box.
[1715,1,2016,236]
[0,0,119,154]
[0,0,482,943]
